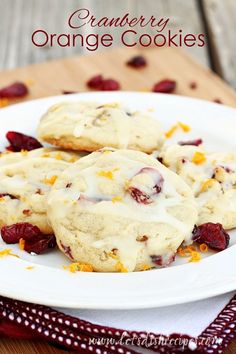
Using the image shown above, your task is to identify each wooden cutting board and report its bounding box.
[0,46,236,107]
[0,47,235,354]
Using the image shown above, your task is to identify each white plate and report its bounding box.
[0,92,235,309]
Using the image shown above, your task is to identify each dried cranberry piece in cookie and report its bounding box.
[127,167,164,204]
[24,235,56,254]
[1,222,41,244]
[150,253,175,267]
[192,223,230,251]
[6,131,42,151]
[0,193,17,199]
[129,188,152,204]
[0,82,28,98]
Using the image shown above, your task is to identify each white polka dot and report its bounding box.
[31,324,35,330]
[9,313,14,320]
[44,330,49,336]
[65,320,70,325]
[58,336,63,342]
[73,323,78,328]
[44,314,50,320]
[66,339,72,345]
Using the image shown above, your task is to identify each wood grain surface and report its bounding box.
[0,46,236,106]
[202,0,236,88]
[0,46,235,353]
[1,0,236,89]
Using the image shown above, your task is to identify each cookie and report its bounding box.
[47,148,198,272]
[37,102,165,153]
[160,144,236,229]
[0,148,84,234]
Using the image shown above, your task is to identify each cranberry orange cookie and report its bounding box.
[0,148,83,234]
[47,149,198,272]
[160,144,236,229]
[37,102,165,153]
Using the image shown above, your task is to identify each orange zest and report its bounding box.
[192,152,206,165]
[115,261,128,273]
[165,122,191,138]
[63,262,93,273]
[199,243,208,252]
[43,175,58,185]
[19,238,25,250]
[0,248,19,258]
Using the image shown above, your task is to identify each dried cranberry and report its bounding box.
[152,79,176,93]
[6,131,42,151]
[150,255,163,266]
[24,235,56,254]
[126,55,147,68]
[128,168,163,204]
[1,222,41,244]
[178,139,203,146]
[87,75,120,91]
[213,98,222,104]
[62,90,78,95]
[0,82,28,99]
[86,75,104,89]
[189,81,197,89]
[150,254,175,267]
[101,79,120,91]
[60,241,73,260]
[129,187,152,204]
[0,193,17,199]
[139,167,164,194]
[1,222,57,254]
[192,223,230,251]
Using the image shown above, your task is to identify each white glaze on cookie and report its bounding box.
[48,149,198,272]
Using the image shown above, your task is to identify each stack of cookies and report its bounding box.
[0,101,233,272]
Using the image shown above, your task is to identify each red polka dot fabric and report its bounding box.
[0,295,235,353]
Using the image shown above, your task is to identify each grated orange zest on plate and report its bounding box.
[63,262,93,273]
[19,238,25,250]
[178,121,190,132]
[0,248,19,258]
[199,243,209,252]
